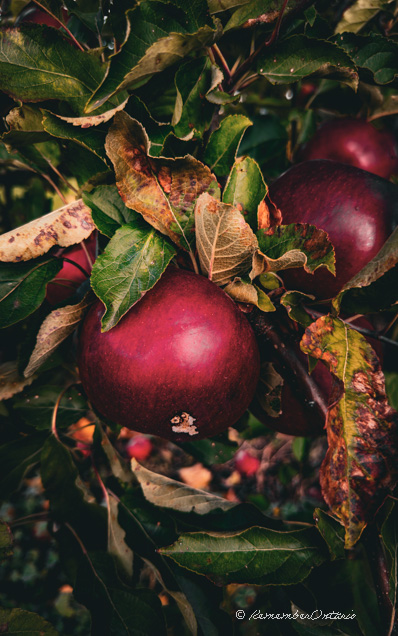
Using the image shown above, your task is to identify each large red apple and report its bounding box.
[267,160,398,299]
[299,118,398,179]
[78,268,260,442]
[46,232,96,305]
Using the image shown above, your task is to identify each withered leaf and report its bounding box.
[51,97,129,128]
[301,315,398,549]
[224,278,275,312]
[0,361,36,402]
[0,200,95,262]
[195,193,258,286]
[24,295,92,378]
[105,111,219,250]
[252,362,284,419]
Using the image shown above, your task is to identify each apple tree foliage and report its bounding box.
[1,0,398,634]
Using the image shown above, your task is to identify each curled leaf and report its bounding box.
[301,315,398,548]
[105,111,219,249]
[0,361,36,402]
[0,200,95,262]
[224,278,275,312]
[195,193,258,285]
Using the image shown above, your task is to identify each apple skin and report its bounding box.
[299,118,398,179]
[16,4,69,29]
[78,268,261,442]
[235,449,260,476]
[268,160,398,299]
[250,317,383,437]
[46,232,96,305]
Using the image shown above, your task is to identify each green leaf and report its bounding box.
[257,36,358,89]
[314,509,345,561]
[381,501,398,606]
[208,0,250,13]
[177,436,237,466]
[2,105,50,146]
[0,608,58,635]
[0,257,62,328]
[73,551,167,636]
[0,520,13,562]
[173,57,217,139]
[256,224,336,275]
[195,193,258,286]
[107,496,134,580]
[42,110,109,164]
[83,185,140,238]
[386,372,398,411]
[225,0,315,30]
[91,222,176,332]
[0,26,106,114]
[334,0,389,34]
[301,316,398,548]
[280,291,314,327]
[105,111,220,250]
[13,385,88,430]
[223,156,267,231]
[338,265,398,315]
[87,0,219,112]
[131,458,238,514]
[334,33,398,85]
[203,115,253,177]
[160,526,327,585]
[0,432,48,500]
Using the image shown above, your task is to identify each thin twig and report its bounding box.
[60,256,91,278]
[51,383,80,444]
[211,44,232,81]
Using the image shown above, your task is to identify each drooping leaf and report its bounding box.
[105,111,220,249]
[2,105,49,146]
[238,113,288,174]
[172,57,218,139]
[280,291,315,327]
[0,432,48,500]
[223,156,267,231]
[24,295,92,377]
[224,278,275,311]
[256,224,336,276]
[195,193,258,285]
[83,184,140,238]
[0,25,106,114]
[314,509,345,561]
[13,385,88,430]
[42,111,109,164]
[49,97,129,128]
[338,265,398,315]
[73,551,167,636]
[131,458,237,514]
[107,495,134,580]
[90,222,176,331]
[0,361,36,401]
[87,0,219,111]
[160,526,327,585]
[257,36,358,89]
[0,608,58,635]
[335,0,389,34]
[0,257,61,328]
[203,115,253,177]
[251,361,283,419]
[0,200,95,262]
[301,316,398,549]
[334,33,398,85]
[0,520,13,562]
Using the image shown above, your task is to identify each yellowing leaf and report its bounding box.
[0,200,95,262]
[224,278,275,312]
[105,111,219,249]
[0,361,36,402]
[195,193,258,285]
[301,315,398,549]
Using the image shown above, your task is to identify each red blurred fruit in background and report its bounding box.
[46,231,96,305]
[125,437,153,461]
[235,449,260,476]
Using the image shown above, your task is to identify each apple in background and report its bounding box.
[250,317,383,437]
[16,3,69,29]
[46,231,96,305]
[78,267,260,442]
[267,160,398,299]
[235,449,260,477]
[125,436,153,461]
[299,118,398,179]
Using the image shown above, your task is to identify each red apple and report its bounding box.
[267,160,398,299]
[125,436,153,461]
[235,449,260,476]
[78,268,260,442]
[46,232,96,305]
[16,3,69,29]
[299,118,398,179]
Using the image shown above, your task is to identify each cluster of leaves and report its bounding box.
[1,0,398,633]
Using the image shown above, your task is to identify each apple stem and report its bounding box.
[51,383,81,446]
[249,311,329,422]
[189,250,200,276]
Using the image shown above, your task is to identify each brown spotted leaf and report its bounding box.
[105,111,220,250]
[0,200,95,262]
[195,193,258,286]
[301,315,398,549]
[0,361,36,402]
